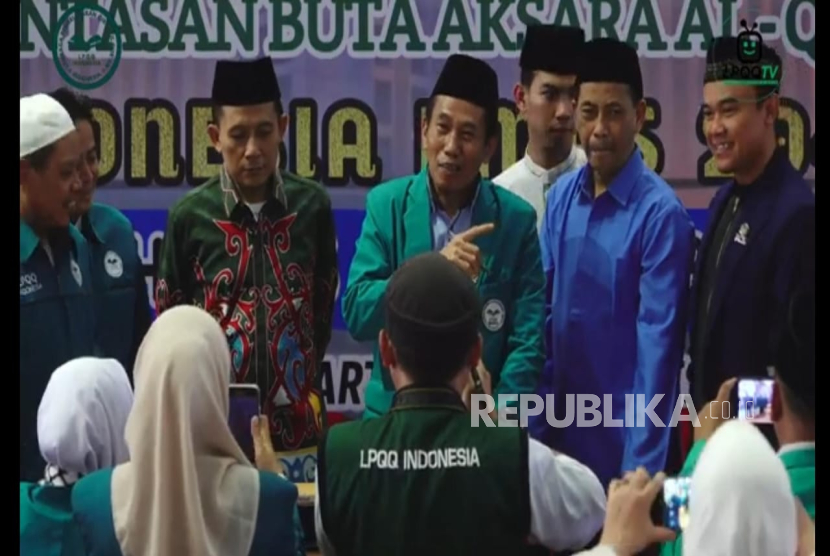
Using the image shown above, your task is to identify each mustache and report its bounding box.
[588,143,614,151]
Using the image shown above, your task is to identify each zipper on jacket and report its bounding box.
[705,195,741,315]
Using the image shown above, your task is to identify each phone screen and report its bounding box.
[737,378,774,424]
[228,385,261,463]
[663,476,692,532]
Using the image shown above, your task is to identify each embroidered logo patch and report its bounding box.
[734,222,750,246]
[104,250,124,278]
[482,299,506,332]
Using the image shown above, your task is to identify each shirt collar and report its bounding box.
[20,220,81,263]
[427,171,482,215]
[522,145,581,182]
[777,441,815,456]
[220,165,287,219]
[20,219,40,262]
[76,212,103,244]
[579,146,645,206]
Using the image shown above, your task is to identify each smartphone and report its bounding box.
[736,377,774,424]
[228,384,261,463]
[662,476,692,532]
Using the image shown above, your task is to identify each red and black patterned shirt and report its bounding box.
[155,168,338,478]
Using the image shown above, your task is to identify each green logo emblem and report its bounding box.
[51,4,122,90]
[736,20,763,63]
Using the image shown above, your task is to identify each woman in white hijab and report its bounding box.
[71,305,301,556]
[19,357,133,556]
[682,420,798,556]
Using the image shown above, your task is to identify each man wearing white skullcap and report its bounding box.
[20,93,98,482]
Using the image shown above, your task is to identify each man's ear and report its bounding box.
[207,123,221,153]
[513,82,528,116]
[278,113,290,139]
[466,334,483,370]
[763,93,780,126]
[634,98,647,133]
[379,329,397,370]
[483,133,499,164]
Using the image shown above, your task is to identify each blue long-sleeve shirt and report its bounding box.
[528,148,695,487]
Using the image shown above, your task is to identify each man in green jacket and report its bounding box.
[343,54,545,418]
[49,87,152,378]
[20,93,97,481]
[318,253,605,555]
[155,58,338,482]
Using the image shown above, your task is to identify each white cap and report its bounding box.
[20,93,76,159]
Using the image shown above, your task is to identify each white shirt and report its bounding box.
[493,146,587,233]
[314,437,607,554]
[246,201,266,221]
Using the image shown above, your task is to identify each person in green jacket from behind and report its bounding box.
[48,87,152,379]
[319,253,606,556]
[20,357,133,556]
[770,289,815,518]
[343,53,545,419]
[20,93,98,481]
[660,289,815,555]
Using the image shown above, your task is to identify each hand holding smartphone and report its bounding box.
[735,377,774,424]
[661,476,692,532]
[228,384,261,463]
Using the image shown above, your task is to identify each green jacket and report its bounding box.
[155,171,338,474]
[20,221,97,481]
[20,483,86,556]
[78,203,152,379]
[318,386,532,556]
[342,170,545,417]
[660,439,816,556]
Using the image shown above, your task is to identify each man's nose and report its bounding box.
[708,115,727,137]
[443,133,461,156]
[78,161,93,185]
[70,171,83,192]
[554,99,574,121]
[244,137,262,158]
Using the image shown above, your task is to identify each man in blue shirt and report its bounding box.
[48,88,152,378]
[529,38,696,488]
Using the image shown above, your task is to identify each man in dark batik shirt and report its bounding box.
[155,57,338,482]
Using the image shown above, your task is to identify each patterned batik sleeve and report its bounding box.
[154,207,188,314]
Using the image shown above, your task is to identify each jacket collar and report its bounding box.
[403,168,500,269]
[391,384,467,412]
[220,165,287,219]
[20,220,80,264]
[76,208,103,245]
